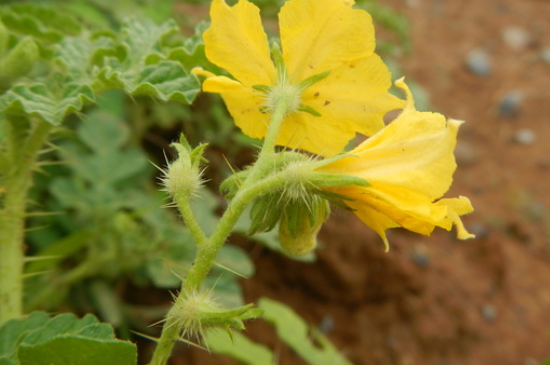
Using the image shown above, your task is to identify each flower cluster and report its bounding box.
[196,0,474,252]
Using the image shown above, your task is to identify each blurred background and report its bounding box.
[4,0,549,364]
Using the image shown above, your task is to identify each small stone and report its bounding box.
[481,305,497,321]
[465,48,492,76]
[454,141,477,166]
[541,48,550,64]
[513,129,536,145]
[411,244,429,268]
[498,90,523,118]
[318,315,334,334]
[469,222,489,239]
[502,26,531,50]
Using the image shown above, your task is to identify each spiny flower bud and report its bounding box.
[162,134,207,201]
[167,290,262,341]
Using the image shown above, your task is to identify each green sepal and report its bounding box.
[295,70,330,90]
[310,173,369,188]
[170,133,208,172]
[0,36,39,88]
[248,193,282,235]
[298,104,321,117]
[165,134,208,199]
[252,84,270,93]
[312,188,355,211]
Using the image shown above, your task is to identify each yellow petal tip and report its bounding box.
[394,77,415,111]
[191,67,216,79]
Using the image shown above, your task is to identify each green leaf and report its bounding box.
[0,4,82,43]
[0,36,39,89]
[18,337,136,365]
[94,18,201,103]
[0,83,94,126]
[205,329,274,365]
[259,298,355,365]
[0,312,136,365]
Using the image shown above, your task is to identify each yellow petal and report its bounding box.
[203,0,276,86]
[203,76,269,139]
[322,102,460,201]
[274,112,356,156]
[436,196,475,239]
[303,55,405,138]
[279,0,375,82]
[317,80,473,247]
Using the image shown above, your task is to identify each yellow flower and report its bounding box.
[316,78,475,250]
[195,0,404,156]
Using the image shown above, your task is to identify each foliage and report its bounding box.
[0,312,136,365]
[206,298,355,365]
[0,0,416,364]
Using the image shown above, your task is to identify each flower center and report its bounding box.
[265,81,302,116]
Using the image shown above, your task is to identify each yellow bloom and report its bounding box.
[316,79,475,250]
[195,0,404,156]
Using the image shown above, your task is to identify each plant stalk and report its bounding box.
[149,97,289,365]
[0,119,53,324]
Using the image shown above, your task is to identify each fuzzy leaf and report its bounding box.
[0,312,136,365]
[95,18,200,103]
[0,84,94,126]
[0,4,82,43]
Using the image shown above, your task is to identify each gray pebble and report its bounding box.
[502,26,531,50]
[455,141,477,166]
[469,222,489,239]
[498,90,523,118]
[466,48,492,76]
[513,129,536,145]
[541,48,550,64]
[481,305,497,321]
[318,315,334,334]
[411,245,429,268]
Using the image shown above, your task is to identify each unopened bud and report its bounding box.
[163,134,207,201]
[168,290,262,340]
[279,198,329,257]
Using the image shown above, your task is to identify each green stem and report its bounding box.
[174,195,207,247]
[0,119,53,324]
[243,93,289,185]
[149,97,289,365]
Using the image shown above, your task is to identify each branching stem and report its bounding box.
[149,96,290,365]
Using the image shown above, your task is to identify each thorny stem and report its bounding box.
[0,119,53,324]
[149,97,290,365]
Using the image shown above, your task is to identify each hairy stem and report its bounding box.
[149,98,289,365]
[174,195,207,247]
[0,119,53,324]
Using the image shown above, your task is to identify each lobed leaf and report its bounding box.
[0,83,94,126]
[0,312,136,365]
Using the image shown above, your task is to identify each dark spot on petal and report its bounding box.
[349,63,355,69]
[324,100,331,106]
[314,92,320,97]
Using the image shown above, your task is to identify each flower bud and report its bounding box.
[162,134,207,201]
[168,290,262,340]
[279,197,329,257]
